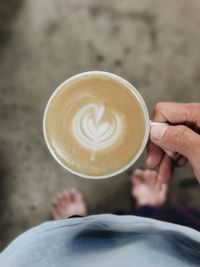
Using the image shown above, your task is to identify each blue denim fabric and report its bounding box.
[0,214,200,267]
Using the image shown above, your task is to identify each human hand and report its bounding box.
[146,102,200,183]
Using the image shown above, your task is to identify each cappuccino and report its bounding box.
[44,74,146,177]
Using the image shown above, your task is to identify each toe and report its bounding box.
[131,177,141,188]
[52,198,58,207]
[59,192,69,207]
[51,205,62,220]
[69,188,83,202]
[55,193,64,206]
[143,170,158,186]
[62,190,70,202]
[52,191,70,212]
[160,183,168,194]
[69,188,76,202]
[131,170,145,197]
[131,169,144,183]
[52,193,62,207]
[132,169,144,177]
[73,188,83,201]
[58,191,71,210]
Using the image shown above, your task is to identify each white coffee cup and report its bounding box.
[43,71,165,179]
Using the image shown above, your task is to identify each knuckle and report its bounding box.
[153,102,172,121]
[153,102,166,119]
[170,125,200,158]
[173,125,190,144]
[188,103,200,126]
[154,102,165,112]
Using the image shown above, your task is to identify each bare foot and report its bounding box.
[51,188,88,220]
[131,169,168,207]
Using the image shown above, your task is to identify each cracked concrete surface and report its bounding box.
[0,0,200,250]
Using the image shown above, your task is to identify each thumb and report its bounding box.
[150,124,200,160]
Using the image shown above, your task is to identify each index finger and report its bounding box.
[153,102,200,126]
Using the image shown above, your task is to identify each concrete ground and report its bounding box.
[0,0,200,250]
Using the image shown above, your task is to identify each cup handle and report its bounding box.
[150,120,169,128]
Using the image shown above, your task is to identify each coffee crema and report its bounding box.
[44,75,145,177]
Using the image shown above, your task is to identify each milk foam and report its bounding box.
[72,103,122,160]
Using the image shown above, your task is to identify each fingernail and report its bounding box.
[146,156,153,167]
[133,169,143,175]
[151,125,168,140]
[177,156,187,167]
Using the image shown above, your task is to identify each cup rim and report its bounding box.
[43,71,150,179]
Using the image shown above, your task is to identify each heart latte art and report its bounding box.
[72,104,123,160]
[44,75,145,177]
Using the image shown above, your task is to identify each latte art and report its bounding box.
[44,74,146,177]
[72,104,123,160]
